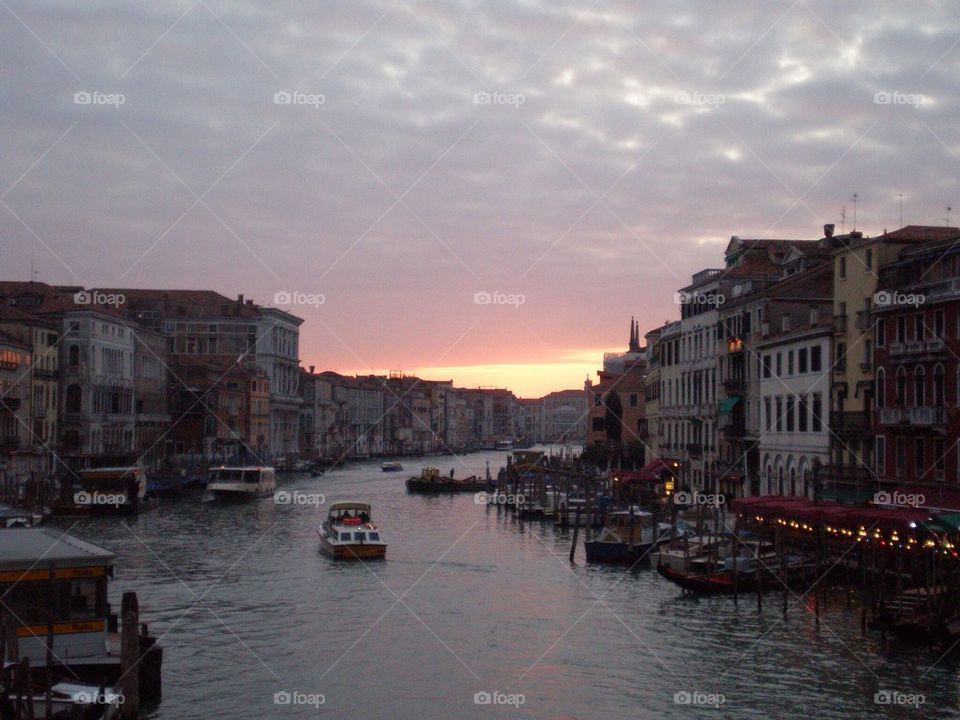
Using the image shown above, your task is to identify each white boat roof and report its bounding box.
[329,501,372,512]
[80,466,146,474]
[210,466,274,471]
[0,529,115,570]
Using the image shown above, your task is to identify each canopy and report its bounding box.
[718,396,741,413]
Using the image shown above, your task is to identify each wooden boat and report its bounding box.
[584,509,683,564]
[405,467,487,493]
[318,501,387,560]
[205,466,276,501]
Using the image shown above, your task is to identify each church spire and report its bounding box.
[628,316,640,352]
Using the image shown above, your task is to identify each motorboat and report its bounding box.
[318,501,387,559]
[205,466,276,500]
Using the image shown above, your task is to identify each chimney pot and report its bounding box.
[237,294,244,305]
[823,224,835,238]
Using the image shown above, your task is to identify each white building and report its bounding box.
[758,324,832,497]
[255,308,303,455]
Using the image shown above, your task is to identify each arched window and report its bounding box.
[789,466,797,496]
[876,367,886,408]
[896,367,906,405]
[65,384,81,413]
[766,465,773,495]
[914,366,926,407]
[777,467,784,496]
[934,363,945,406]
[68,345,80,367]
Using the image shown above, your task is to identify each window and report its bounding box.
[764,398,772,432]
[629,394,637,407]
[935,438,945,477]
[914,366,925,407]
[788,351,794,376]
[68,345,80,367]
[798,348,808,373]
[836,342,846,372]
[592,418,604,431]
[776,353,782,377]
[839,256,847,278]
[876,435,885,475]
[935,364,945,406]
[914,314,923,341]
[915,438,925,474]
[876,318,885,347]
[775,397,783,432]
[763,355,772,378]
[810,346,822,372]
[935,310,945,339]
[896,367,906,404]
[897,316,906,344]
[812,393,822,432]
[876,368,886,408]
[866,248,873,270]
[798,395,808,432]
[786,396,795,431]
[896,437,906,475]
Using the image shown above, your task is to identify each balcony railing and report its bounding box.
[722,377,745,394]
[0,398,21,412]
[830,410,871,436]
[855,311,873,332]
[834,315,848,333]
[879,406,945,426]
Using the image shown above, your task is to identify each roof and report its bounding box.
[877,225,960,244]
[0,528,115,570]
[328,501,372,512]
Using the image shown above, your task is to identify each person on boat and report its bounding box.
[359,511,369,523]
[450,468,455,478]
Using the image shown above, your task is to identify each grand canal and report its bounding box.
[54,449,959,719]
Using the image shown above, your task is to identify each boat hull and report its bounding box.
[405,477,488,493]
[319,535,387,560]
[585,540,656,565]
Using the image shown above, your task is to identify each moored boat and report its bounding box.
[584,508,684,564]
[318,501,387,559]
[405,467,487,493]
[205,466,276,501]
[381,461,404,472]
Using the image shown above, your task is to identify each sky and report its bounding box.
[2,1,959,397]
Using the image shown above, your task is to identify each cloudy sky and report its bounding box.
[2,1,958,395]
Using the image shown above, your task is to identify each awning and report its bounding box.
[718,396,741,413]
[623,458,671,482]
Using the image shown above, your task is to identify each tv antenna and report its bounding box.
[946,206,953,226]
[840,206,847,234]
[852,193,859,230]
[898,193,904,227]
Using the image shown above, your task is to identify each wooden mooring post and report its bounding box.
[120,591,140,718]
[569,509,581,562]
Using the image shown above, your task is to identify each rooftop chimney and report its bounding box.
[309,365,315,374]
[237,293,244,305]
[823,224,835,238]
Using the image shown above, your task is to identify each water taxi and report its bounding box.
[584,508,683,564]
[57,466,151,515]
[318,501,387,560]
[405,467,487,493]
[381,461,404,472]
[495,439,513,450]
[205,466,276,500]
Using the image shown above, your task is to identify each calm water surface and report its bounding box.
[53,449,960,719]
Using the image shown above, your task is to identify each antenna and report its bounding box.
[946,206,953,227]
[852,193,859,231]
[898,193,904,227]
[840,205,847,234]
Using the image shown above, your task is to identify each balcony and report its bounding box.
[889,343,906,356]
[830,411,871,437]
[687,443,703,459]
[721,422,746,438]
[726,337,744,354]
[906,341,925,354]
[926,338,947,354]
[879,406,945,427]
[0,398,21,413]
[833,315,848,333]
[722,377,745,395]
[855,310,873,332]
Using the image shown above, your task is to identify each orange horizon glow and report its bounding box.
[321,346,624,398]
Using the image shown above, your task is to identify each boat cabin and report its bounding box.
[0,528,115,664]
[76,466,147,513]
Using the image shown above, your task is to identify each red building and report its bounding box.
[874,236,960,491]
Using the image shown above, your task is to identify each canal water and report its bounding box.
[54,448,960,719]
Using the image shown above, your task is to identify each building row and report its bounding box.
[586,223,960,502]
[0,281,585,488]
